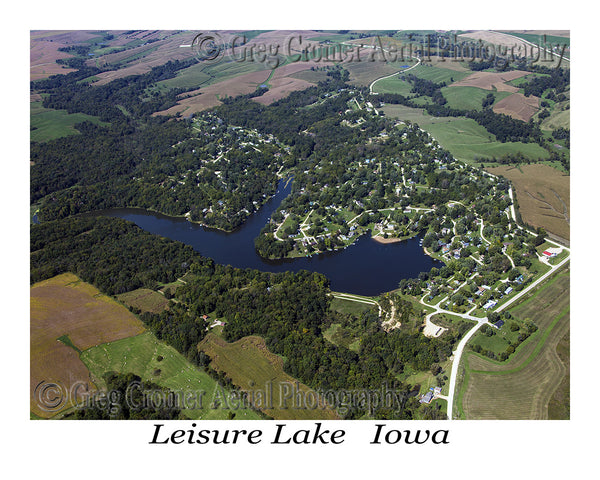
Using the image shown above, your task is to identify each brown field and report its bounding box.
[30,31,110,80]
[199,334,340,420]
[30,40,77,81]
[449,70,529,92]
[346,61,403,87]
[493,92,540,121]
[30,273,146,417]
[290,68,330,84]
[254,76,314,105]
[91,31,197,85]
[487,164,570,241]
[459,271,569,419]
[156,69,272,116]
[156,59,323,115]
[116,288,169,314]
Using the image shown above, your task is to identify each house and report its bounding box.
[419,391,434,404]
[504,287,513,295]
[483,300,497,310]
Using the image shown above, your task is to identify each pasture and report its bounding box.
[198,334,340,420]
[422,117,550,164]
[81,331,260,420]
[456,270,569,419]
[440,86,512,111]
[403,63,470,84]
[30,101,109,142]
[30,273,145,418]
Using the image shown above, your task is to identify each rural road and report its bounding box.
[369,56,421,94]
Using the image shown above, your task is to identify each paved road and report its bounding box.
[369,56,421,94]
[444,186,570,419]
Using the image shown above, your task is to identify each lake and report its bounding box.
[101,179,442,296]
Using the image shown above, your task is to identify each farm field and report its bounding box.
[379,103,439,125]
[456,270,569,419]
[492,92,540,121]
[30,273,146,418]
[421,117,550,164]
[346,61,405,88]
[380,104,552,165]
[488,164,570,241]
[404,63,470,84]
[449,70,530,91]
[30,101,110,142]
[155,57,323,115]
[81,331,260,420]
[198,333,340,420]
[440,86,512,111]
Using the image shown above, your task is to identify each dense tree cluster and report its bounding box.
[522,67,570,97]
[65,372,182,420]
[30,216,198,294]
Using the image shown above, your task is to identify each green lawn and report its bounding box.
[30,102,109,142]
[81,331,261,420]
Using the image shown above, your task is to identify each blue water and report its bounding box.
[100,179,442,296]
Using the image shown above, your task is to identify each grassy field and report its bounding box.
[422,117,550,163]
[323,323,361,352]
[378,105,554,164]
[116,288,169,313]
[30,273,146,418]
[455,270,570,419]
[30,101,109,142]
[329,295,377,317]
[401,63,470,84]
[198,333,340,420]
[372,74,413,95]
[440,86,512,111]
[81,331,260,420]
[380,104,439,125]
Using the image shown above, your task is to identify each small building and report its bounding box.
[483,300,497,310]
[419,391,434,404]
[504,286,513,295]
[543,246,562,257]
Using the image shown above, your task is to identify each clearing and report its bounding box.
[198,333,340,420]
